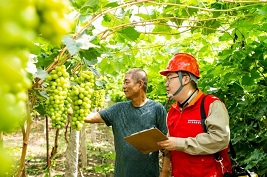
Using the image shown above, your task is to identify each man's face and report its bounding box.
[123,73,141,99]
[165,72,181,96]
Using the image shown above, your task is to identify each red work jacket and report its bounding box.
[167,92,232,177]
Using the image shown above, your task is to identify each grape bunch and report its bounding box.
[0,1,38,132]
[0,0,73,132]
[0,1,38,48]
[70,70,94,130]
[0,51,31,132]
[35,0,73,45]
[45,65,70,129]
[91,90,106,110]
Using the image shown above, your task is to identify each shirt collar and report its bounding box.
[171,90,204,109]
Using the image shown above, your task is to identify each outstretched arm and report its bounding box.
[84,112,105,123]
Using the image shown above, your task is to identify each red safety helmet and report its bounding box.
[160,53,200,78]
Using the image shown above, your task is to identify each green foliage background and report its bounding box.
[28,0,267,176]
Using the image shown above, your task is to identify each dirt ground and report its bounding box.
[2,119,115,177]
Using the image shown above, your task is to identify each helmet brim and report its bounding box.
[160,69,178,76]
[160,70,200,78]
[159,70,169,76]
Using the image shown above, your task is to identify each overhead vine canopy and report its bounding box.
[52,0,266,100]
[62,0,266,70]
[49,0,267,101]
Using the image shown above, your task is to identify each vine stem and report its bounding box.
[48,129,59,167]
[45,116,50,171]
[16,91,33,177]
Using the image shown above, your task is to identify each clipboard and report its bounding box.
[124,128,168,154]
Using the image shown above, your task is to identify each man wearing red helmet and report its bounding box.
[157,53,233,177]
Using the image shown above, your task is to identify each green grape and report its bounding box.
[45,65,70,129]
[0,149,13,175]
[98,90,106,108]
[0,1,38,48]
[70,70,95,130]
[91,89,106,109]
[0,51,31,132]
[35,0,73,45]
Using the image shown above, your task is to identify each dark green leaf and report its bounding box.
[80,48,100,65]
[117,27,140,41]
[103,2,119,8]
[241,75,254,86]
[153,24,172,33]
[84,0,99,8]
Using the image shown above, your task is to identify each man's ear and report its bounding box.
[183,75,190,85]
[139,80,144,88]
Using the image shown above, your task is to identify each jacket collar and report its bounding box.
[172,89,204,109]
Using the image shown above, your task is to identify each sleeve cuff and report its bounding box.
[175,138,186,151]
